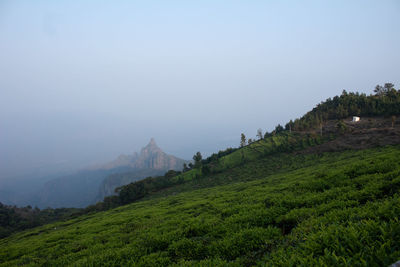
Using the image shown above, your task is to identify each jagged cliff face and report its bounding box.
[132,138,183,170]
[95,139,187,202]
[94,138,185,171]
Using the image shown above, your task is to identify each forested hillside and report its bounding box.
[285,83,399,132]
[0,204,79,239]
[1,85,400,266]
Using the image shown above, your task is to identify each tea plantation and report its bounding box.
[1,145,400,266]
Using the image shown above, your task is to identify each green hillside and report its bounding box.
[1,145,400,266]
[1,86,400,266]
[85,132,326,212]
[89,86,400,212]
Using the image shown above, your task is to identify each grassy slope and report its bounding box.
[172,132,324,183]
[1,145,400,266]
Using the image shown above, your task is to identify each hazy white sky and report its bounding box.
[1,0,399,179]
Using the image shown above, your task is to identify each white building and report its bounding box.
[352,116,360,122]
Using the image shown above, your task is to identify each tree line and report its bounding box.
[286,83,399,132]
[240,83,399,144]
[0,203,79,238]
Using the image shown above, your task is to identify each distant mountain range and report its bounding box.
[95,138,187,202]
[30,139,187,208]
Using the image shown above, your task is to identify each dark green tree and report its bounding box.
[193,152,202,168]
[374,85,384,96]
[256,129,263,140]
[240,133,246,147]
[384,83,395,91]
[275,124,284,133]
[285,120,294,132]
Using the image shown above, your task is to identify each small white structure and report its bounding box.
[352,116,360,122]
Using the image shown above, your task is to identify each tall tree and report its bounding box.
[374,83,394,96]
[374,85,385,96]
[256,129,263,140]
[275,124,284,133]
[193,152,202,168]
[384,83,395,91]
[240,133,246,147]
[285,120,293,133]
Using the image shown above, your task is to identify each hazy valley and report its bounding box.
[1,139,187,209]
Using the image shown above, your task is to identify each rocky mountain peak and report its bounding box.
[141,138,161,153]
[96,138,188,201]
[149,137,156,146]
[139,138,162,158]
[90,138,186,171]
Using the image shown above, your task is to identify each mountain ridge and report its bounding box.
[95,138,188,201]
[33,138,187,208]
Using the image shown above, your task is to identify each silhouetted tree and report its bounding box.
[256,129,263,140]
[193,152,202,168]
[285,120,294,132]
[375,83,394,96]
[374,85,384,96]
[275,124,284,133]
[385,83,395,91]
[240,133,246,147]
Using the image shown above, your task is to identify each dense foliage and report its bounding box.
[0,204,79,238]
[285,84,400,132]
[1,146,399,266]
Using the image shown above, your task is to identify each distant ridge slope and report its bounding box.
[96,139,187,201]
[35,139,187,208]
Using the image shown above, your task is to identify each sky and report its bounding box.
[0,0,399,181]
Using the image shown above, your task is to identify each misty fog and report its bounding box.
[1,1,399,197]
